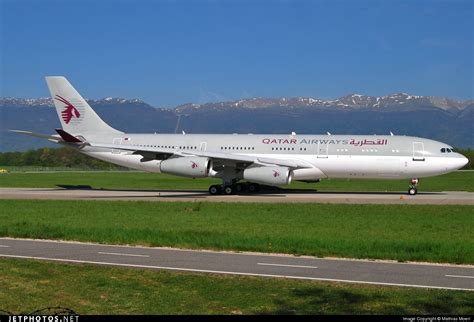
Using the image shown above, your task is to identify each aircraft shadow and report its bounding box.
[54,184,445,196]
[55,184,202,194]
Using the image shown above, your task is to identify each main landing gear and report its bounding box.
[208,183,260,195]
[408,178,419,195]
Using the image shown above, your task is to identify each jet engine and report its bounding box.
[160,156,211,178]
[243,166,293,186]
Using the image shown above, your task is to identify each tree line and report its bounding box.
[0,147,123,170]
[0,146,472,170]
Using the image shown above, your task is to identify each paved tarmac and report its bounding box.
[0,187,473,204]
[0,238,472,291]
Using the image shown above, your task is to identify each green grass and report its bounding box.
[0,169,472,192]
[0,258,472,315]
[0,166,124,172]
[0,170,221,190]
[1,200,473,264]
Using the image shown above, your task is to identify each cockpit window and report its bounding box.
[451,148,456,152]
[447,148,452,153]
[441,148,446,153]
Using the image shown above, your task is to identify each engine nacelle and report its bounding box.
[243,166,293,186]
[292,167,326,182]
[160,157,211,178]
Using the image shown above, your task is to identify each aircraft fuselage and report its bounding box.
[81,133,467,180]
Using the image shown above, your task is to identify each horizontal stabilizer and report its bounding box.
[9,130,61,142]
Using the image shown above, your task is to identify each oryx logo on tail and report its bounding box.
[55,95,80,124]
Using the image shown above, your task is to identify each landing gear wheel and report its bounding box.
[235,183,245,193]
[209,185,221,195]
[223,185,236,195]
[408,187,417,195]
[248,183,260,193]
[407,178,419,196]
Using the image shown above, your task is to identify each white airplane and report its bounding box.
[12,77,468,195]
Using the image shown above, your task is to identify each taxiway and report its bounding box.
[0,187,473,204]
[0,238,472,291]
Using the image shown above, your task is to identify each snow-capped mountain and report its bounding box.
[2,93,471,112]
[1,92,472,152]
[0,97,54,107]
[175,93,472,112]
[0,97,146,107]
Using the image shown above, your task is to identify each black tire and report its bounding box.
[408,187,417,196]
[209,185,221,195]
[248,183,260,193]
[223,185,235,195]
[235,183,245,193]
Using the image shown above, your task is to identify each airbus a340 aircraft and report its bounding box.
[12,77,468,195]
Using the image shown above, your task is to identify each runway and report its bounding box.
[0,238,472,291]
[0,187,473,204]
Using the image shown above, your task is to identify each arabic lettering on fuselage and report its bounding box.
[261,138,388,146]
[349,139,388,146]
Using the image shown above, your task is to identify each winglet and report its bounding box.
[55,129,83,143]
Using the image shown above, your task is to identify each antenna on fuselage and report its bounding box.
[390,131,394,136]
[327,132,331,135]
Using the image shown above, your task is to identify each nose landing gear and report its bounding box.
[408,178,419,195]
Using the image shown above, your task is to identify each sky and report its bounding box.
[1,0,472,107]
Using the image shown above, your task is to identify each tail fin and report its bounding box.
[45,76,122,135]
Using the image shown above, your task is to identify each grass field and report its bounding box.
[1,200,473,264]
[0,169,473,192]
[0,258,472,315]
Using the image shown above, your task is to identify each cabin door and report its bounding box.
[317,141,328,158]
[412,142,425,161]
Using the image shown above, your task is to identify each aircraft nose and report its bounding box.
[452,154,469,170]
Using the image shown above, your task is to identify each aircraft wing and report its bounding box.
[89,143,178,157]
[181,150,313,168]
[89,143,313,169]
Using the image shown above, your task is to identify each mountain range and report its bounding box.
[1,93,473,152]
